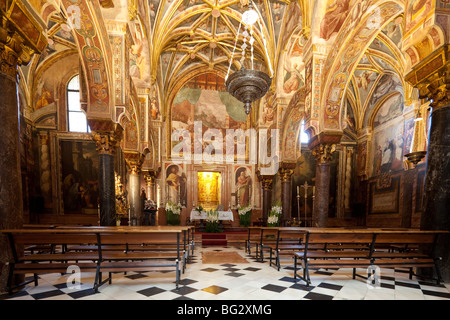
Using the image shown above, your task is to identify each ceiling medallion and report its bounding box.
[225,2,273,115]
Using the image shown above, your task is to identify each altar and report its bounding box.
[190,210,234,221]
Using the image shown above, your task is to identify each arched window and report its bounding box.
[300,120,309,144]
[67,75,90,133]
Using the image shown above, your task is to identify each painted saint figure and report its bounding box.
[236,168,251,207]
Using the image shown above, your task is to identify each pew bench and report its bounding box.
[2,228,183,295]
[293,229,446,287]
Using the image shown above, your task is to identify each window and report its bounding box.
[67,75,90,133]
[300,120,309,143]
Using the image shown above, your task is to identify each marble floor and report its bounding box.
[2,244,450,301]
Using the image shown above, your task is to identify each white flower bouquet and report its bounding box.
[238,204,252,227]
[166,201,181,225]
[268,201,282,227]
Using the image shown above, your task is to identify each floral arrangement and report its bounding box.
[195,205,203,213]
[166,201,181,225]
[268,201,282,227]
[238,204,252,227]
[205,210,221,233]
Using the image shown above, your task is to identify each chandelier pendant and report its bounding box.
[225,68,272,115]
[225,2,272,115]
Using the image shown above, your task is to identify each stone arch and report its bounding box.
[59,0,114,120]
[320,0,404,132]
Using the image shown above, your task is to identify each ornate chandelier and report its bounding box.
[225,2,273,115]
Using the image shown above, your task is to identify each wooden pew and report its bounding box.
[246,227,262,258]
[371,230,444,282]
[265,227,308,270]
[257,227,279,262]
[293,228,447,287]
[2,229,101,295]
[2,227,183,294]
[95,228,182,289]
[62,226,194,273]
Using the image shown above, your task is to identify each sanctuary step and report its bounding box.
[201,233,227,246]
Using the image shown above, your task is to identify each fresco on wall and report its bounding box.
[165,163,187,207]
[320,0,351,41]
[370,117,404,177]
[171,74,247,154]
[281,34,305,96]
[234,166,252,208]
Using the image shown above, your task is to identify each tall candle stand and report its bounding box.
[300,181,309,226]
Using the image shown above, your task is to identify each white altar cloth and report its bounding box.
[190,210,234,221]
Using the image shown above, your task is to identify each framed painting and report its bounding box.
[50,132,100,215]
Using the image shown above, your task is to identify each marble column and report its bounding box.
[0,24,42,293]
[420,105,450,281]
[260,175,274,226]
[406,48,450,281]
[312,143,336,227]
[144,171,156,201]
[0,39,24,294]
[125,154,144,226]
[278,166,294,226]
[92,131,121,226]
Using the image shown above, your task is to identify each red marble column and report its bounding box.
[260,175,274,226]
[311,143,336,227]
[278,165,295,226]
[0,29,26,293]
[92,126,123,226]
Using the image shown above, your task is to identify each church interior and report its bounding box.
[1,0,450,301]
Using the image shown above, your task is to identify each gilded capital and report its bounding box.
[92,131,121,155]
[124,152,144,175]
[0,27,24,79]
[261,175,274,190]
[406,45,450,110]
[312,143,336,163]
[278,168,294,182]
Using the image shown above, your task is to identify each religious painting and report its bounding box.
[124,119,139,150]
[367,75,403,115]
[58,137,100,214]
[259,92,276,126]
[35,80,55,111]
[342,98,356,134]
[283,110,302,161]
[197,172,221,211]
[354,69,378,105]
[281,34,305,96]
[165,163,187,207]
[371,118,404,177]
[234,166,252,207]
[320,0,351,41]
[171,74,247,156]
[150,84,161,120]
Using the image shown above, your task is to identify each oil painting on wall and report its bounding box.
[234,166,252,208]
[165,163,187,207]
[60,139,99,214]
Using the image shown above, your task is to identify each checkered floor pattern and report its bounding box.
[1,245,450,300]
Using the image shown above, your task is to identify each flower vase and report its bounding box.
[239,211,251,227]
[167,210,180,225]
